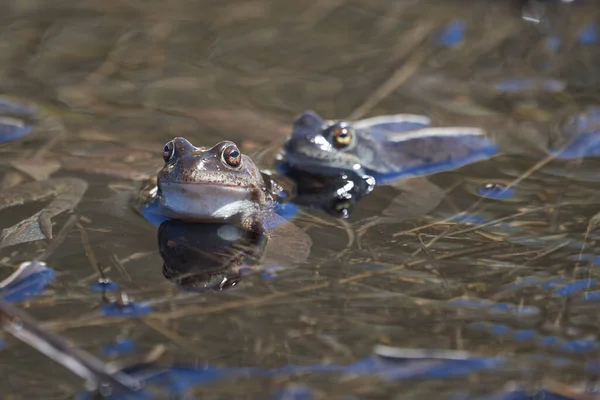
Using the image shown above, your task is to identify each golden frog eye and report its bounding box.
[162,141,174,162]
[222,145,242,168]
[329,123,354,148]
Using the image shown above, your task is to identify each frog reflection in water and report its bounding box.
[275,165,375,219]
[159,220,279,291]
[140,137,312,263]
[278,110,499,223]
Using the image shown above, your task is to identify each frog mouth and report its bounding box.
[159,179,254,190]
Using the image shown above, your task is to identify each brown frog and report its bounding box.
[138,137,312,262]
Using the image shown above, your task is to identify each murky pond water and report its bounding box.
[1,0,600,399]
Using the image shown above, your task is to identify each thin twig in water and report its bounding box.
[526,240,571,262]
[110,253,132,282]
[141,319,206,358]
[448,204,571,237]
[394,153,559,257]
[415,232,449,293]
[0,299,142,393]
[76,223,105,281]
[38,214,79,261]
[505,154,557,190]
[42,242,509,330]
[578,212,600,267]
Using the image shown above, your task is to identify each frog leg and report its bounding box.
[356,177,446,233]
[0,177,88,247]
[366,126,500,182]
[352,114,432,142]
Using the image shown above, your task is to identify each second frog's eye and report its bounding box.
[327,122,354,149]
[162,141,174,162]
[222,145,242,168]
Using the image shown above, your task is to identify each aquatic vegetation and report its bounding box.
[1,1,600,399]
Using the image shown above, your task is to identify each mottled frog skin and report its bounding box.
[154,138,272,227]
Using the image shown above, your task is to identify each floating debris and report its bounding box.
[476,183,516,200]
[578,22,598,45]
[447,297,540,317]
[102,337,136,357]
[438,20,465,47]
[470,322,599,354]
[553,279,596,297]
[0,262,143,396]
[0,97,36,143]
[90,279,120,293]
[0,260,55,303]
[100,301,153,318]
[492,78,565,93]
[270,384,314,400]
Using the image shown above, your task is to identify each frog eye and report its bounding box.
[328,123,354,148]
[222,145,242,168]
[162,141,175,162]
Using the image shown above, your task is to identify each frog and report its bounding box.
[279,110,499,184]
[139,137,312,260]
[277,110,498,229]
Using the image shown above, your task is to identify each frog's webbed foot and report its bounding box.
[356,178,446,234]
[0,177,88,248]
